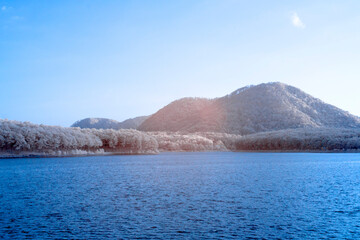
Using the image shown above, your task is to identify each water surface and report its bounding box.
[1,152,360,239]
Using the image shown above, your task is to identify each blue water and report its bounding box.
[1,152,360,239]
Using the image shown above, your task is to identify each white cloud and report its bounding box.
[1,6,6,11]
[291,12,305,29]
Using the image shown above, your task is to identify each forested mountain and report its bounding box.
[71,116,148,130]
[139,82,360,134]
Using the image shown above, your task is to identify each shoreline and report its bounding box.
[2,149,360,159]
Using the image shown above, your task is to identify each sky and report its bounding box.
[1,0,360,127]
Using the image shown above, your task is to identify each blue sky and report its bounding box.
[1,0,360,127]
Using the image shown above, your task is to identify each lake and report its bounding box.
[1,152,360,239]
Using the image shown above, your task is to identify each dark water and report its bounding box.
[1,152,360,239]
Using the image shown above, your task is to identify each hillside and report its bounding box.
[71,116,148,130]
[138,98,224,132]
[118,116,149,129]
[138,82,360,134]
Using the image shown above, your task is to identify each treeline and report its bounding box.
[1,119,359,158]
[148,128,360,152]
[148,132,228,152]
[234,128,360,151]
[0,119,158,157]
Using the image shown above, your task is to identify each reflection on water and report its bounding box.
[1,152,360,239]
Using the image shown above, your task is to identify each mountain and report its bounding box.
[118,116,149,129]
[138,98,224,133]
[71,116,148,130]
[138,82,360,134]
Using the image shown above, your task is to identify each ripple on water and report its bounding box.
[1,152,360,239]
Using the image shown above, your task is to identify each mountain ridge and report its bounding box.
[138,82,360,134]
[71,116,148,130]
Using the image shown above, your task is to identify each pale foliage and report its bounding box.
[148,132,226,152]
[0,119,158,157]
[1,118,359,158]
[235,128,360,151]
[150,128,360,152]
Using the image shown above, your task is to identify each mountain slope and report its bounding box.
[138,98,225,132]
[138,82,360,134]
[118,116,149,129]
[71,116,148,130]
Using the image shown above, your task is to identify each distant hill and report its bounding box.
[138,82,360,134]
[118,116,149,129]
[71,118,121,129]
[71,116,148,130]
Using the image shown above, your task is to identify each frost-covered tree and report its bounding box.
[0,119,158,157]
[234,128,360,151]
